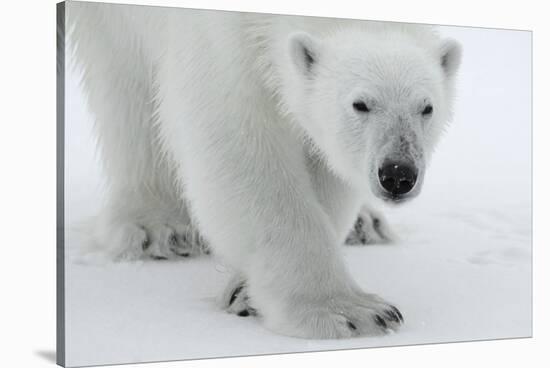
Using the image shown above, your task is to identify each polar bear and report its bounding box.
[68,3,461,338]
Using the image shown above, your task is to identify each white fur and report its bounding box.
[68,3,461,338]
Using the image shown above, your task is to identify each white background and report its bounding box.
[0,0,549,368]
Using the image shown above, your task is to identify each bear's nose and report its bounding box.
[378,161,418,197]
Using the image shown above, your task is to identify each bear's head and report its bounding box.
[283,26,462,203]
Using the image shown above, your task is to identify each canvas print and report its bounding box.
[57,1,532,366]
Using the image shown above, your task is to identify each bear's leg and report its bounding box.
[220,159,397,318]
[70,8,208,260]
[164,112,402,337]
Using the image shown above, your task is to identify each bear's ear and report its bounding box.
[439,38,462,78]
[289,32,321,77]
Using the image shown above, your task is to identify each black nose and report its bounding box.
[378,161,418,197]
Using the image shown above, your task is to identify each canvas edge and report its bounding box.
[56,1,66,367]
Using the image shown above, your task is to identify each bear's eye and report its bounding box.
[353,101,370,113]
[422,104,433,116]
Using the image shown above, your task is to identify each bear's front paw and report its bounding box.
[345,206,395,245]
[273,292,403,339]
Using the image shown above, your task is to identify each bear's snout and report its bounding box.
[378,161,418,199]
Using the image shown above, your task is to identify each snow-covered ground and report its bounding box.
[63,21,532,367]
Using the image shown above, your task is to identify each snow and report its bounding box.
[63,23,532,367]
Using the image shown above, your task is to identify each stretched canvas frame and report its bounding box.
[57,1,532,366]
